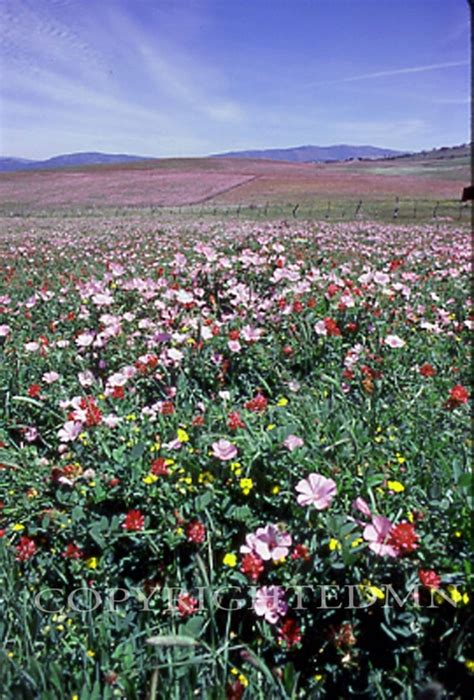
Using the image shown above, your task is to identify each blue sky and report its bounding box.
[0,0,470,159]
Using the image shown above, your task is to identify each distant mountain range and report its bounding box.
[0,152,150,172]
[0,145,408,172]
[212,144,406,162]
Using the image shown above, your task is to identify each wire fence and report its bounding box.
[1,197,471,223]
[173,197,471,223]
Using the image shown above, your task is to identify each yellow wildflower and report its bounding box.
[239,478,254,495]
[12,523,25,532]
[198,471,214,485]
[368,585,385,600]
[143,473,158,485]
[277,397,288,407]
[223,553,237,567]
[238,674,249,687]
[329,538,342,551]
[177,428,189,443]
[387,480,405,493]
[85,557,98,570]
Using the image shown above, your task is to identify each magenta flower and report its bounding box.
[284,434,304,451]
[363,515,398,557]
[212,439,238,461]
[253,586,288,624]
[295,473,337,509]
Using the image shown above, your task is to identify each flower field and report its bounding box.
[0,216,472,699]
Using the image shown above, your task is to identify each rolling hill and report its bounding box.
[212,144,406,162]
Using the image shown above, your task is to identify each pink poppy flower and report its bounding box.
[42,371,60,384]
[384,335,406,348]
[58,420,82,443]
[212,439,237,461]
[254,524,292,561]
[242,325,262,342]
[75,332,95,348]
[352,497,371,518]
[295,473,337,509]
[253,586,288,624]
[363,515,398,557]
[284,434,304,451]
[228,340,242,353]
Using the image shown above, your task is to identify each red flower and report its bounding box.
[226,680,245,700]
[111,386,125,399]
[104,671,119,686]
[419,363,436,377]
[346,322,358,333]
[176,592,199,617]
[192,414,205,427]
[228,411,245,430]
[15,536,37,561]
[324,317,341,336]
[418,569,441,589]
[389,522,419,555]
[244,393,268,413]
[28,384,41,398]
[240,552,264,582]
[447,384,469,407]
[151,458,169,476]
[292,300,304,313]
[0,529,6,538]
[186,520,206,544]
[277,618,302,648]
[147,355,159,369]
[229,329,240,340]
[160,401,175,415]
[291,544,311,561]
[62,543,83,559]
[79,397,102,427]
[122,509,145,531]
[330,622,356,648]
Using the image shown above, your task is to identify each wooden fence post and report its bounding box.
[393,196,399,219]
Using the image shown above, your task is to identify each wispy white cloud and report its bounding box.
[0,0,244,157]
[315,61,469,85]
